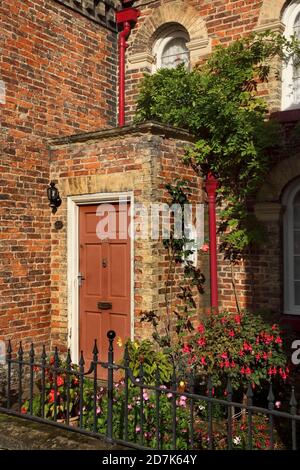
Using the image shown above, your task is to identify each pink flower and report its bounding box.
[229,330,235,337]
[234,315,242,325]
[275,401,281,409]
[135,426,141,432]
[271,324,278,331]
[200,243,209,253]
[143,392,149,401]
[255,353,261,361]
[178,396,187,407]
[275,337,282,345]
[200,356,207,365]
[224,360,230,368]
[167,393,173,399]
[197,324,205,334]
[220,352,228,360]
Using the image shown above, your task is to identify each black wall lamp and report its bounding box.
[47,181,62,214]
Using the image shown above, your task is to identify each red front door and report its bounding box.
[79,203,131,369]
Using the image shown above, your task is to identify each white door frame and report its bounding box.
[67,191,134,364]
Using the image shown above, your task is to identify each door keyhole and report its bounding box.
[102,258,107,268]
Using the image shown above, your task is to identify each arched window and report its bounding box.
[283,179,300,315]
[282,1,300,109]
[152,24,190,71]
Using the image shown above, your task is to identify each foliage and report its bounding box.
[182,310,289,392]
[124,339,173,384]
[135,31,300,258]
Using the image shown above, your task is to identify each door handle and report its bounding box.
[78,272,85,287]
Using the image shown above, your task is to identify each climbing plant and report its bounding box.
[135,31,300,260]
[140,179,205,370]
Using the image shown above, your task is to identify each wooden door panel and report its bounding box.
[79,203,131,372]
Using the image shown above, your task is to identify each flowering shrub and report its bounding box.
[22,355,81,420]
[80,380,283,450]
[182,311,289,391]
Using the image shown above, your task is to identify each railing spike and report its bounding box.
[124,343,130,367]
[290,386,297,412]
[92,339,99,357]
[79,350,85,366]
[29,343,35,359]
[267,382,275,410]
[226,377,233,400]
[7,340,12,355]
[42,344,47,358]
[66,348,72,366]
[18,341,23,357]
[54,346,59,366]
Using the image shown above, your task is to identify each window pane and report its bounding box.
[295,281,300,305]
[294,231,300,254]
[161,38,189,69]
[295,256,300,279]
[294,205,300,229]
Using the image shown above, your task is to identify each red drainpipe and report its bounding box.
[205,172,219,309]
[116,7,140,127]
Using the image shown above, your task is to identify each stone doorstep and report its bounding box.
[0,412,128,450]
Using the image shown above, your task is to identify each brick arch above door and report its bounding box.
[127,0,211,70]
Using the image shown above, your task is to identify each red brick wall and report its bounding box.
[0,0,117,350]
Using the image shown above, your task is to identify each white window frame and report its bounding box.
[152,25,190,72]
[283,179,300,315]
[282,0,300,110]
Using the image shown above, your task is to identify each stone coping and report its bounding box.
[48,121,195,148]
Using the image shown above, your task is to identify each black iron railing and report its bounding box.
[0,331,300,450]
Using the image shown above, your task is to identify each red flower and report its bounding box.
[197,338,206,347]
[245,367,251,375]
[271,324,278,331]
[234,315,241,325]
[221,316,227,325]
[56,376,64,387]
[21,406,27,414]
[220,352,228,360]
[200,356,207,365]
[224,360,230,368]
[275,337,282,345]
[197,324,205,334]
[263,352,268,361]
[243,342,252,352]
[255,353,261,361]
[49,389,59,403]
[229,330,235,337]
[182,344,191,353]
